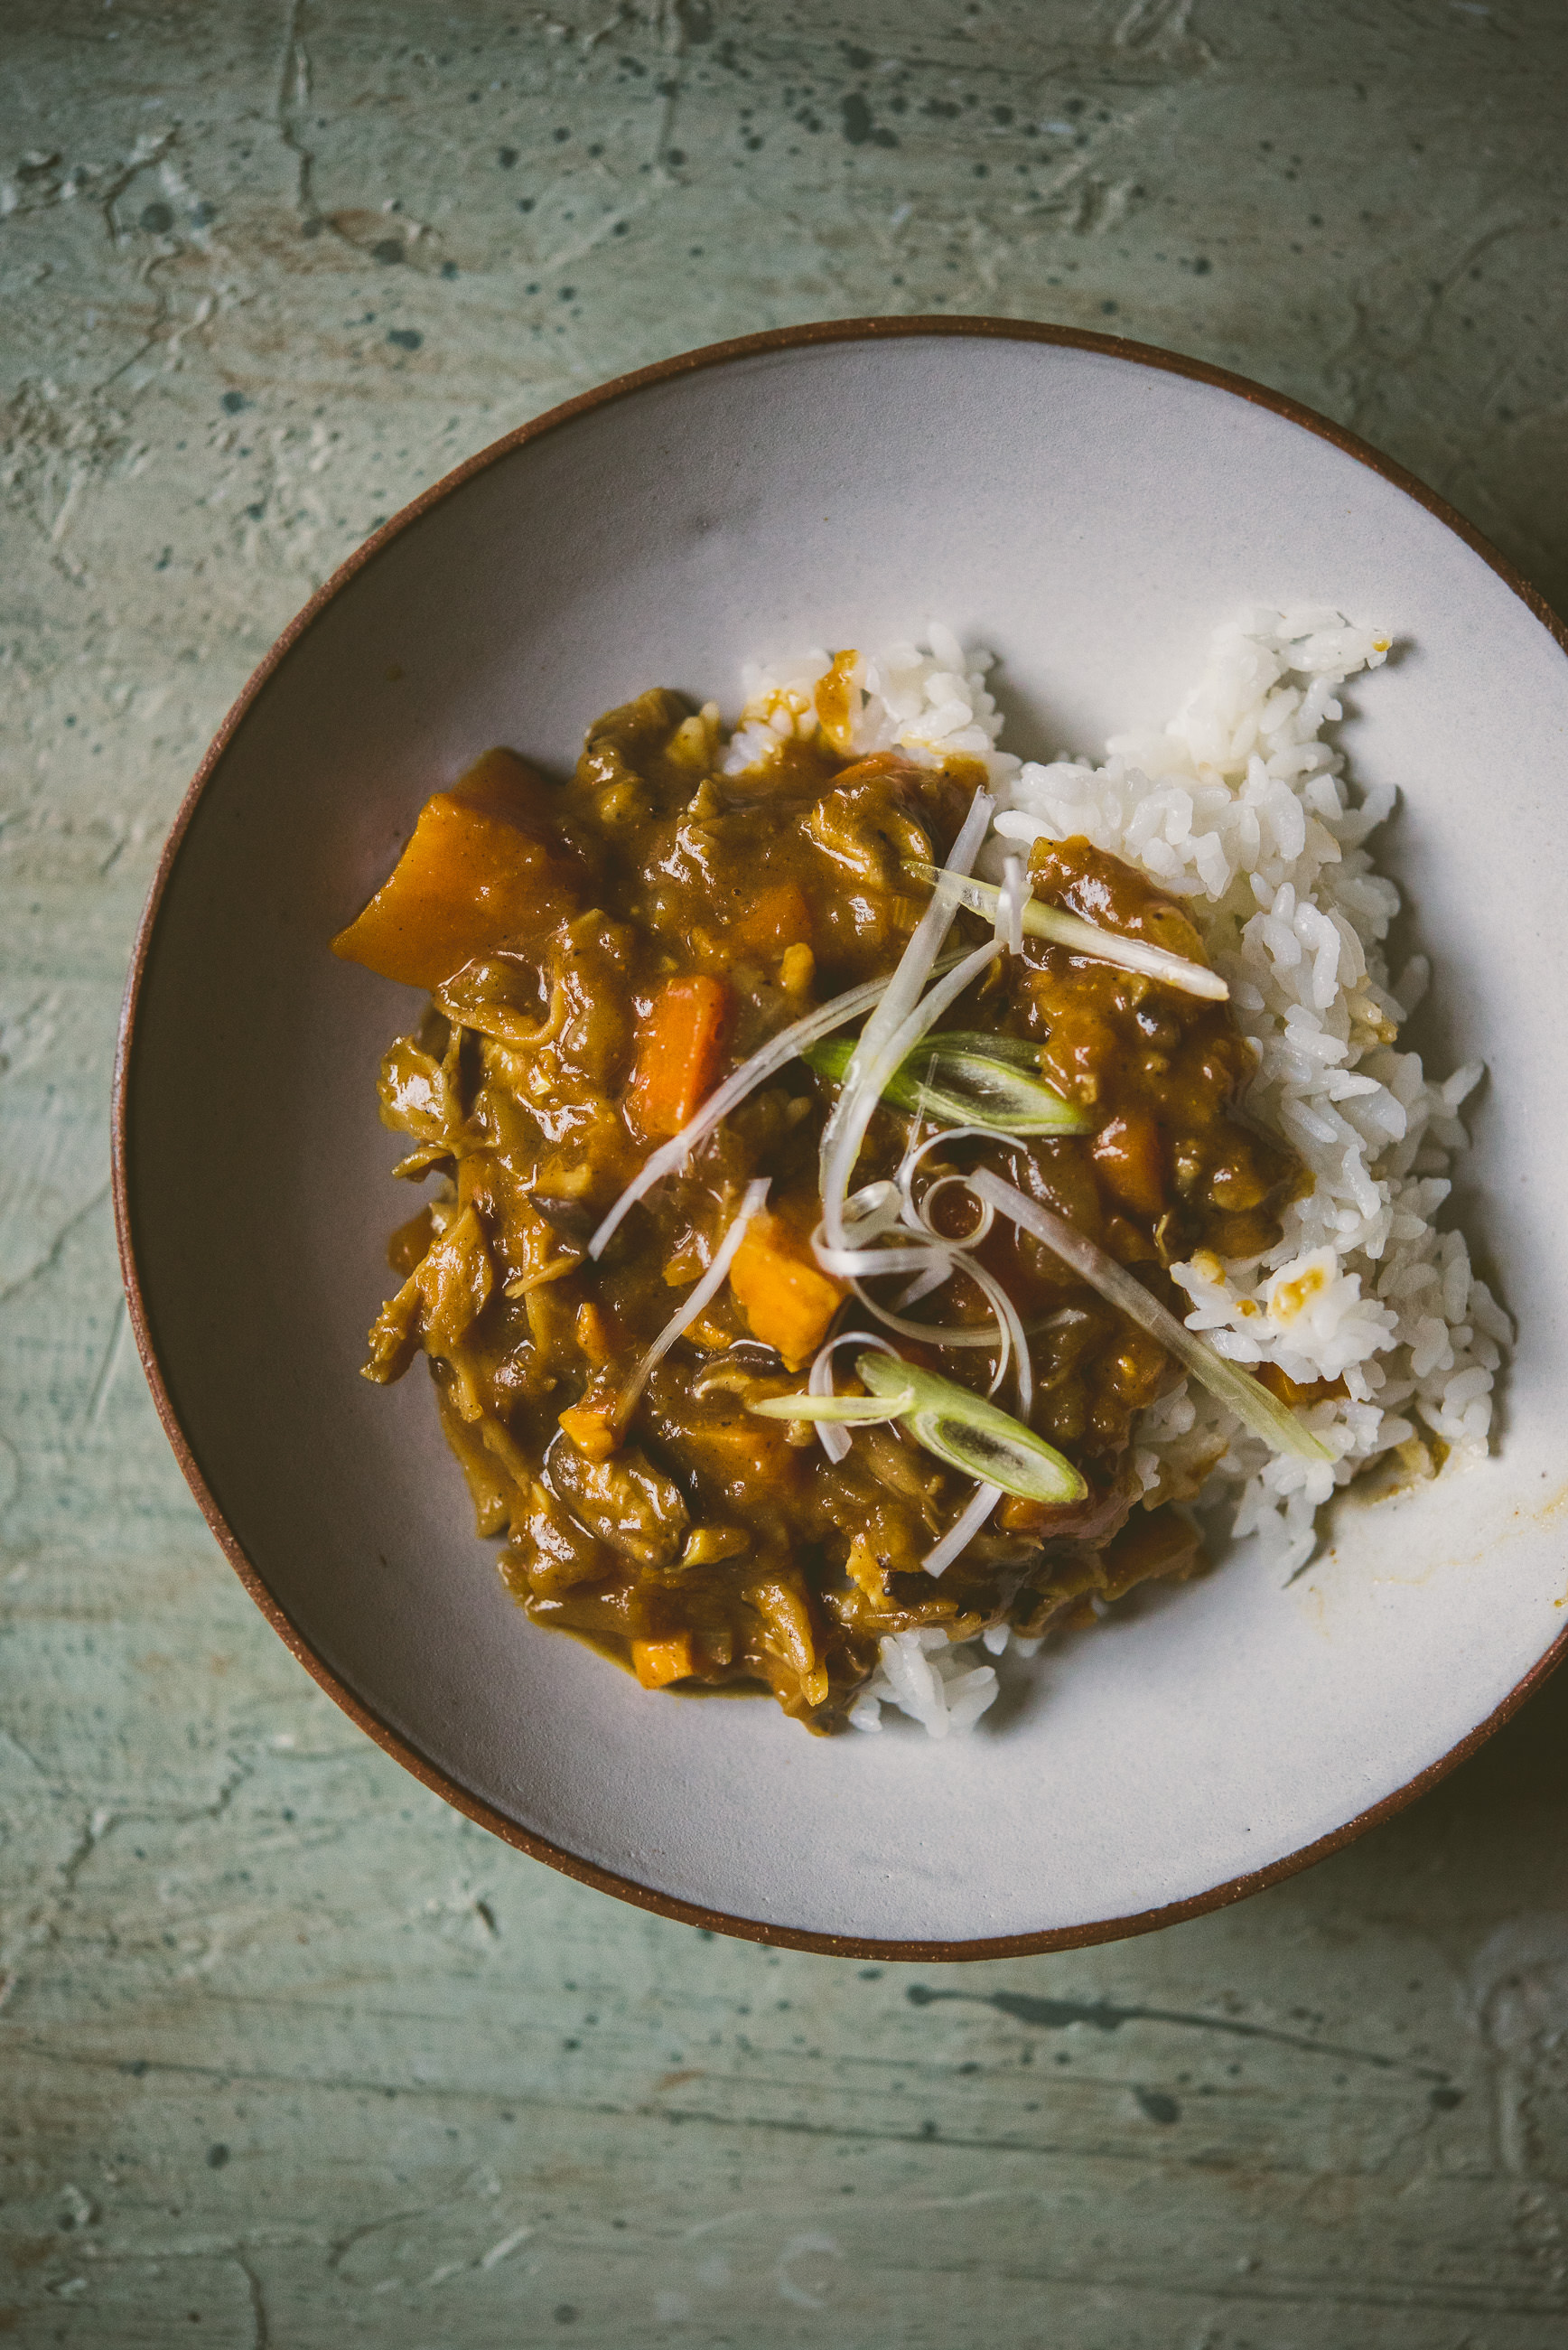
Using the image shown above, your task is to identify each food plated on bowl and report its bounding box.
[334,608,1508,1740]
[116,320,1566,1952]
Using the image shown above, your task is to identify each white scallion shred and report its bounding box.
[817,787,994,1250]
[921,1480,1003,1579]
[967,1168,1332,1463]
[817,935,1002,1247]
[588,957,967,1259]
[616,1179,770,1421]
[998,854,1026,956]
[910,860,1229,1001]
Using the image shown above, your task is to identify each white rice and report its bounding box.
[845,1625,1015,1738]
[726,613,1510,1736]
[723,623,1015,782]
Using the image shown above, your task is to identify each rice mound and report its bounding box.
[724,623,1015,782]
[727,613,1510,1736]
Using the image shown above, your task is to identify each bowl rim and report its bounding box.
[112,313,1568,1961]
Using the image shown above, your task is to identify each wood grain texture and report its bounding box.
[3,2,1566,2341]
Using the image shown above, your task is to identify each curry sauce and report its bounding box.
[337,688,1304,1730]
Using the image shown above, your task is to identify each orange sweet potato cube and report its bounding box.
[729,1209,848,1371]
[557,1398,621,1462]
[631,1633,695,1690]
[332,748,583,989]
[731,881,812,958]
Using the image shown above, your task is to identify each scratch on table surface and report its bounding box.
[55,1806,117,1895]
[93,254,182,398]
[2,380,131,551]
[274,0,316,223]
[87,1293,130,1423]
[96,126,178,250]
[478,2224,534,2269]
[0,2031,1398,2175]
[327,2204,457,2275]
[1112,0,1213,71]
[772,2231,841,2310]
[1414,216,1544,357]
[235,2252,271,2349]
[0,1180,111,1311]
[0,1722,49,1782]
[904,1983,1450,2080]
[1468,1915,1568,2186]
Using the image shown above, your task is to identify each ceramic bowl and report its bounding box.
[115,320,1568,1958]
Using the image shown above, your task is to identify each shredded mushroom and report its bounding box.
[616,1179,770,1424]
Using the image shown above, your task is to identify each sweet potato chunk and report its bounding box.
[731,881,812,958]
[333,748,583,988]
[557,1397,621,1462]
[632,1633,695,1689]
[629,976,733,1140]
[729,1209,848,1371]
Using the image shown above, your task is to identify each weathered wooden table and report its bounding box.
[5,5,1566,2343]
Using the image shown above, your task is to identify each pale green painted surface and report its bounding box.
[3,4,1567,2343]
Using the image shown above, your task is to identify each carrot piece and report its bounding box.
[332,748,582,989]
[728,1209,848,1371]
[632,1633,695,1689]
[629,976,733,1140]
[731,881,812,958]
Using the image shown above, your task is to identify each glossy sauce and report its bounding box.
[348,691,1303,1728]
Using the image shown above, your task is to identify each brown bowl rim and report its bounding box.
[112,314,1568,1962]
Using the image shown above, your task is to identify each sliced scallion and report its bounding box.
[819,788,995,1250]
[747,1390,913,1424]
[919,1030,1045,1069]
[804,1034,1090,1137]
[855,1353,1088,1506]
[906,858,1229,1002]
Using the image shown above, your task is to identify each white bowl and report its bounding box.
[115,320,1568,1957]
